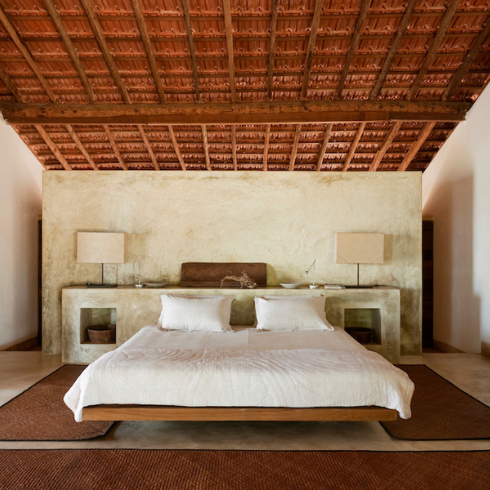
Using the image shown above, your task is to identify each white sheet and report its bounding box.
[64,326,414,422]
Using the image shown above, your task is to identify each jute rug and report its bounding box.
[0,365,113,441]
[381,365,490,440]
[0,449,488,490]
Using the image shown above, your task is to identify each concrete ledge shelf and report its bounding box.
[62,286,400,364]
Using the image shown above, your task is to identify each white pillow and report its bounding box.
[157,295,234,333]
[254,296,334,331]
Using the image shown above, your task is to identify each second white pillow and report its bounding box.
[255,296,334,331]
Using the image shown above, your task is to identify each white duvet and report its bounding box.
[64,326,414,422]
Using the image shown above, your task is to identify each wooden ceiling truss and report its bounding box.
[0,0,488,172]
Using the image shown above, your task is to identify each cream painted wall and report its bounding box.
[0,118,43,349]
[43,171,422,356]
[422,85,490,353]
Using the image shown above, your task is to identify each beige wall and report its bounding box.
[0,118,43,349]
[423,84,490,353]
[43,171,422,356]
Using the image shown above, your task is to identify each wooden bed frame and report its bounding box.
[82,405,398,422]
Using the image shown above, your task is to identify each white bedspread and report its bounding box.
[64,326,414,421]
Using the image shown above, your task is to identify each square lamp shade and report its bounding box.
[335,233,384,287]
[77,232,126,287]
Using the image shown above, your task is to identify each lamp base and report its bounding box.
[86,283,118,288]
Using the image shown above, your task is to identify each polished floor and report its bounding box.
[1,351,489,451]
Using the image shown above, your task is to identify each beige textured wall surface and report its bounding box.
[0,119,43,349]
[43,171,422,355]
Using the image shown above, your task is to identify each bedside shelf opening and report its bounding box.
[80,307,117,345]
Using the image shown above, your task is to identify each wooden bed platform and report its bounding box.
[82,405,398,422]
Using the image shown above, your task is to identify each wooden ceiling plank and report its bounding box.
[79,0,131,104]
[369,122,402,171]
[301,0,324,99]
[315,123,333,171]
[406,0,460,99]
[289,125,302,171]
[231,125,237,171]
[66,125,99,170]
[342,122,366,172]
[369,0,418,99]
[201,125,212,170]
[0,5,56,102]
[267,0,279,101]
[263,124,271,171]
[103,125,128,170]
[336,0,373,99]
[0,63,23,101]
[222,0,237,102]
[42,0,95,103]
[443,20,490,100]
[34,125,72,170]
[181,0,200,101]
[130,0,166,104]
[168,126,186,171]
[137,125,159,170]
[398,122,436,171]
[0,100,469,125]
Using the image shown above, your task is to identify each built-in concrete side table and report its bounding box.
[62,286,400,364]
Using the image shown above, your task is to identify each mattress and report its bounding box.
[64,326,414,422]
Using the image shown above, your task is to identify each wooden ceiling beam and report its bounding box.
[181,0,200,101]
[398,122,436,171]
[342,122,366,172]
[0,4,56,102]
[267,0,279,101]
[0,63,23,101]
[336,0,373,98]
[231,126,237,171]
[222,0,237,102]
[34,125,71,170]
[288,125,302,171]
[369,0,418,99]
[201,125,212,170]
[168,126,187,171]
[137,125,159,170]
[406,0,460,99]
[79,0,131,104]
[369,121,402,171]
[263,124,271,171]
[443,20,490,100]
[103,125,128,170]
[130,0,166,103]
[0,100,469,125]
[66,125,99,170]
[315,123,333,171]
[300,0,324,99]
[42,0,95,103]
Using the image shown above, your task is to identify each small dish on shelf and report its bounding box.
[280,283,303,289]
[144,281,167,288]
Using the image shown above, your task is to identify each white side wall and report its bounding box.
[422,85,490,353]
[0,119,43,349]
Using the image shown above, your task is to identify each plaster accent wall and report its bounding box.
[422,84,490,353]
[43,171,422,356]
[0,119,43,349]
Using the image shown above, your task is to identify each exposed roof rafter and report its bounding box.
[263,124,271,171]
[342,122,366,171]
[137,125,160,170]
[369,122,402,171]
[168,126,186,171]
[222,0,237,102]
[231,126,237,171]
[181,0,200,102]
[0,63,24,101]
[315,124,333,171]
[289,125,302,171]
[103,125,128,170]
[201,125,212,170]
[267,0,279,101]
[398,122,436,171]
[35,125,72,170]
[66,125,99,170]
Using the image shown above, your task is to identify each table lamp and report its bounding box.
[77,232,126,288]
[334,233,384,287]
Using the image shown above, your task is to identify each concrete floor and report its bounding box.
[1,351,489,451]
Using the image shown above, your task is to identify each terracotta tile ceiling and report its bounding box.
[0,0,488,171]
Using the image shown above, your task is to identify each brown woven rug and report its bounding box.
[381,365,490,440]
[0,365,113,441]
[0,449,488,490]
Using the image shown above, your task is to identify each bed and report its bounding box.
[64,325,414,423]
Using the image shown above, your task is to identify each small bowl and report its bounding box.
[87,324,116,344]
[144,281,167,288]
[280,283,303,289]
